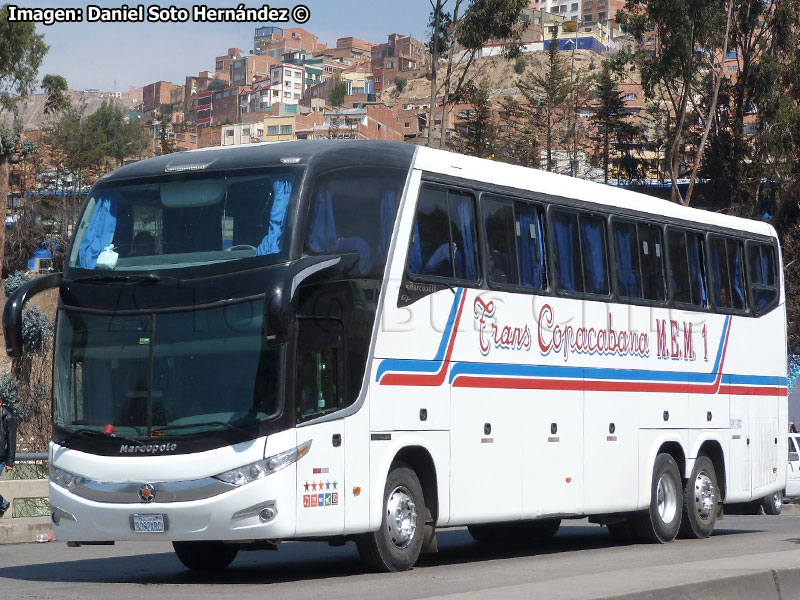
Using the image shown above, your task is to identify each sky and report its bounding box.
[12,0,432,91]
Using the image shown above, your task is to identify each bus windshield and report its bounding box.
[68,167,302,271]
[53,299,281,438]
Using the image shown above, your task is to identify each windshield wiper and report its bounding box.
[72,274,161,284]
[59,428,145,448]
[153,421,254,437]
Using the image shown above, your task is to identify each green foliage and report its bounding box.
[427,7,452,55]
[590,60,627,183]
[159,114,177,155]
[458,0,528,58]
[394,77,408,93]
[41,74,70,115]
[4,270,29,298]
[450,81,496,158]
[0,4,48,114]
[0,371,19,407]
[21,304,51,355]
[207,78,227,92]
[496,96,539,168]
[328,80,347,107]
[514,55,527,75]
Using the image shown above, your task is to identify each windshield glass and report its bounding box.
[54,300,281,438]
[68,167,302,271]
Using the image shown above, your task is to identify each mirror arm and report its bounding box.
[2,272,62,357]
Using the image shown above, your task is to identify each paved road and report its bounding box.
[2,514,800,600]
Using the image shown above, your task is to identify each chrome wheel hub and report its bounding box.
[386,486,417,549]
[773,492,783,512]
[694,471,716,520]
[656,473,678,524]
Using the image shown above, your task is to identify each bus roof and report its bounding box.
[96,140,415,184]
[413,145,775,239]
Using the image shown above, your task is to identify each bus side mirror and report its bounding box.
[2,272,62,358]
[265,253,358,345]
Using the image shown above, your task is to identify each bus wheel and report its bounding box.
[679,456,719,539]
[632,453,683,543]
[356,464,425,572]
[172,541,238,571]
[762,491,783,515]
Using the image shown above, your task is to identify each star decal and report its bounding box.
[325,481,331,490]
[304,481,309,491]
[311,481,317,491]
[332,481,337,489]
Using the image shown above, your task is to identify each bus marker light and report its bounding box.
[104,424,114,435]
[353,487,361,496]
[565,477,572,483]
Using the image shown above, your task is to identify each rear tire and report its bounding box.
[632,453,683,543]
[356,464,425,572]
[762,491,783,515]
[172,541,238,571]
[679,456,719,539]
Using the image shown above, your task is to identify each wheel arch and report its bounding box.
[391,445,439,525]
[695,438,727,501]
[658,440,687,480]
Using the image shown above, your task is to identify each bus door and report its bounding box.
[293,316,346,535]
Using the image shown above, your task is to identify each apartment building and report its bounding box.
[370,34,430,92]
[142,81,179,116]
[314,104,404,141]
[230,54,275,87]
[254,26,325,57]
[221,122,265,145]
[313,37,374,63]
[527,0,625,25]
[268,63,306,105]
[215,48,244,74]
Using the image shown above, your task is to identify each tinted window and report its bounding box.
[482,196,547,289]
[305,166,407,275]
[668,229,707,307]
[295,317,342,423]
[747,242,778,313]
[638,223,666,301]
[710,236,746,310]
[614,221,641,298]
[613,220,665,302]
[408,187,478,281]
[580,214,609,295]
[552,211,583,293]
[483,197,519,285]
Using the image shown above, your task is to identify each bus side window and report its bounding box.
[637,223,666,302]
[295,318,343,423]
[613,220,642,299]
[710,236,746,310]
[579,214,609,296]
[552,210,583,294]
[668,230,707,307]
[482,196,519,286]
[747,242,778,313]
[408,186,479,282]
[516,202,547,289]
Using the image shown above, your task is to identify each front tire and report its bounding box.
[762,491,783,515]
[356,464,425,572]
[632,453,683,543]
[172,541,238,571]
[679,456,719,539]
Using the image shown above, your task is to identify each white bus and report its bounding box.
[4,140,787,572]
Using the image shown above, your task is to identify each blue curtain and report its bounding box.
[378,187,397,259]
[688,236,707,306]
[614,226,636,297]
[581,218,607,294]
[256,177,293,256]
[455,197,476,279]
[518,210,540,288]
[651,234,666,301]
[307,191,336,252]
[409,221,422,273]
[77,196,118,269]
[553,216,575,291]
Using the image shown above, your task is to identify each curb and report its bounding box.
[0,516,52,544]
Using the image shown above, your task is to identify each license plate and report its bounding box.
[132,514,165,533]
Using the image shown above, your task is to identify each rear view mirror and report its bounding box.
[161,179,225,208]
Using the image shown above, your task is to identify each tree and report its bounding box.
[617,0,731,205]
[0,4,48,276]
[437,0,528,148]
[496,95,539,167]
[87,100,147,166]
[449,81,496,158]
[207,78,227,92]
[328,79,347,107]
[158,114,177,155]
[590,60,626,183]
[41,74,70,115]
[394,77,408,93]
[523,26,571,171]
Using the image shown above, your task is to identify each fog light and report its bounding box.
[259,507,276,522]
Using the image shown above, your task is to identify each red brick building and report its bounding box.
[370,34,429,92]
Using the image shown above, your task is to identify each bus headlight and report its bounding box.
[50,465,89,492]
[213,440,312,486]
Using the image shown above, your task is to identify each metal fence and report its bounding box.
[0,452,49,519]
